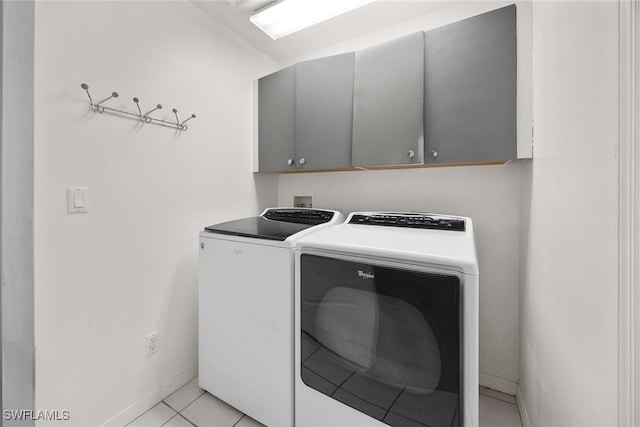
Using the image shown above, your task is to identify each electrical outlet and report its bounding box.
[293,195,313,208]
[145,331,159,357]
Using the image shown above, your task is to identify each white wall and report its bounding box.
[518,1,619,425]
[278,1,529,392]
[34,2,278,425]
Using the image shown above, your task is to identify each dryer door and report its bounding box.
[299,254,462,427]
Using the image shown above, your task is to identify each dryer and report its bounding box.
[199,208,344,427]
[294,212,479,427]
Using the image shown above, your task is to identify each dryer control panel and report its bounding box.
[348,212,466,231]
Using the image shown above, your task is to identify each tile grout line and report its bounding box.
[479,388,518,405]
[161,401,179,413]
[157,402,178,427]
[482,393,519,407]
[126,400,178,427]
[160,414,178,427]
[169,390,207,427]
[178,406,202,427]
[176,413,198,427]
[231,414,247,427]
[163,389,206,413]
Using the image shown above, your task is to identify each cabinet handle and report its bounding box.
[407,150,415,159]
[431,150,438,159]
[287,158,294,166]
[299,158,306,165]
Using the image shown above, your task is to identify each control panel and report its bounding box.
[348,212,466,231]
[263,209,335,225]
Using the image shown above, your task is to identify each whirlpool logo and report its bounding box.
[357,270,375,280]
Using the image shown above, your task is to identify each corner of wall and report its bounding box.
[516,385,532,427]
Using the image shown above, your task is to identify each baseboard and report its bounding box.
[479,373,517,395]
[516,385,531,427]
[100,363,198,427]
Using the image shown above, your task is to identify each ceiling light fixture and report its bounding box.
[250,0,375,40]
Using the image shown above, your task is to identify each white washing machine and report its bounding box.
[294,212,479,427]
[199,208,344,427]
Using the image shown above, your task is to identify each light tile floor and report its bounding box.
[128,378,522,427]
[479,386,523,427]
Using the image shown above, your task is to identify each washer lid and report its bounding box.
[203,209,337,242]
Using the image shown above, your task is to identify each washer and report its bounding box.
[199,208,344,427]
[295,212,479,427]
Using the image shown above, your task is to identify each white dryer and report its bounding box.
[199,208,344,427]
[294,212,479,427]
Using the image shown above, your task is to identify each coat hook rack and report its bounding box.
[81,83,197,131]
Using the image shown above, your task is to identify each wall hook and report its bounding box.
[96,91,119,113]
[81,83,94,105]
[133,97,143,118]
[181,114,196,131]
[143,104,162,123]
[172,109,197,131]
[81,83,196,132]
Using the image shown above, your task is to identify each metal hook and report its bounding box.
[173,109,194,131]
[143,103,162,123]
[133,97,143,119]
[172,108,180,126]
[180,113,196,127]
[81,83,195,131]
[81,83,94,106]
[97,91,119,108]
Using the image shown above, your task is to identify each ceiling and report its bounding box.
[190,0,452,63]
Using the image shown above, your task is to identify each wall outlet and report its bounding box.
[294,195,313,208]
[145,331,159,357]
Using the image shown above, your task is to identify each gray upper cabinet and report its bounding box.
[352,32,424,167]
[257,6,518,172]
[424,5,517,164]
[296,53,355,170]
[258,65,296,172]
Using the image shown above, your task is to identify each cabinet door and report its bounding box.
[296,53,354,170]
[352,32,424,167]
[258,65,296,172]
[424,5,516,164]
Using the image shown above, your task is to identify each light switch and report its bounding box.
[67,187,89,214]
[73,193,85,208]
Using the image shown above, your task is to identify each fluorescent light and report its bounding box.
[250,0,375,40]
